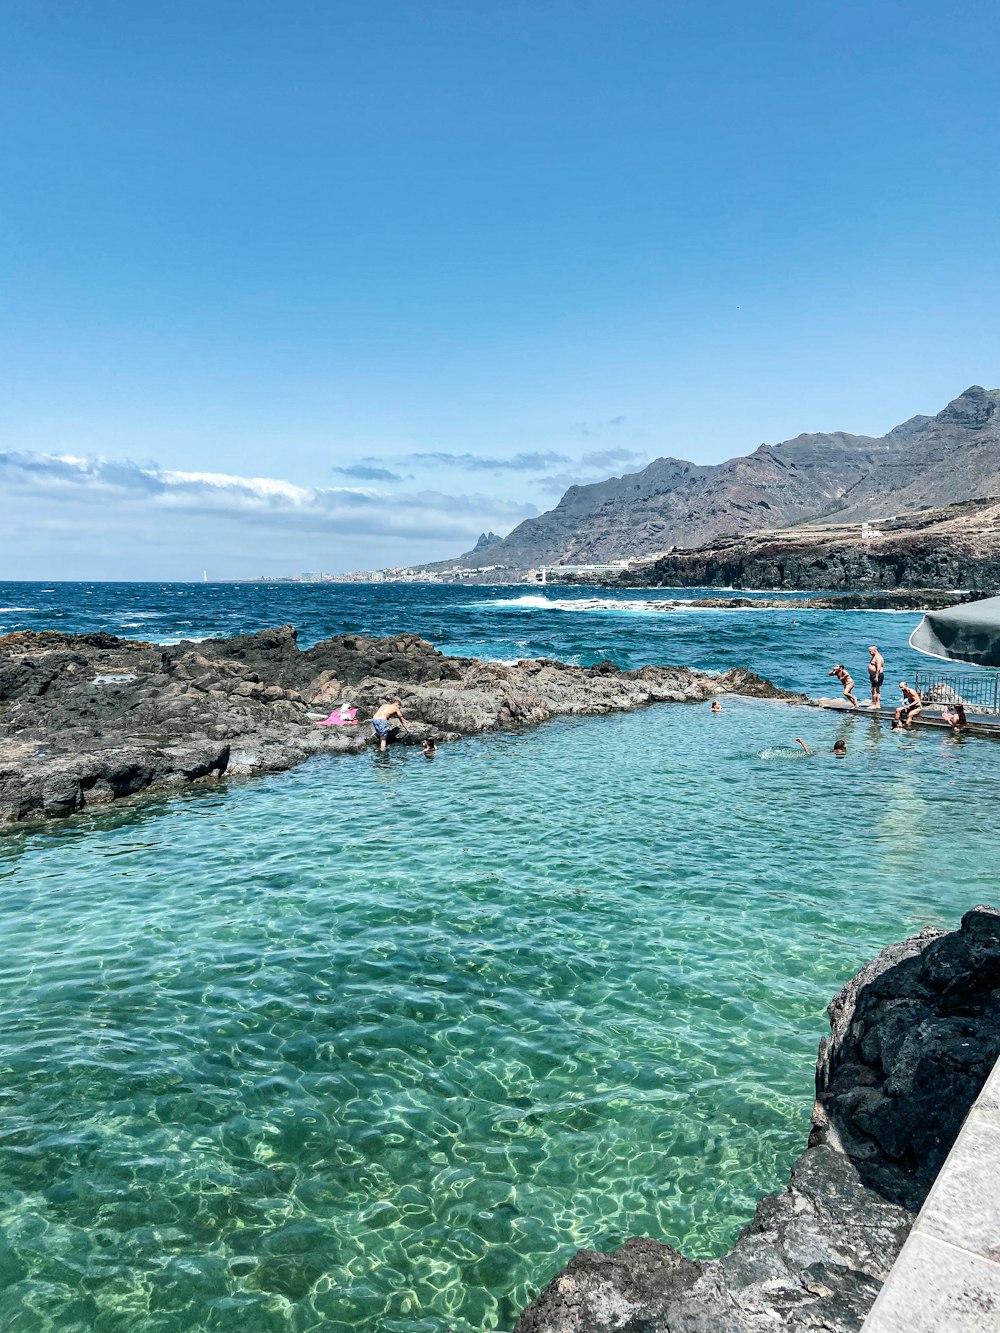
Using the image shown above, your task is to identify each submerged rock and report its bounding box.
[0,627,800,826]
[513,906,1000,1333]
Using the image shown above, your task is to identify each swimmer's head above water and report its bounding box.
[793,737,847,756]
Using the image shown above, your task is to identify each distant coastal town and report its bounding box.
[256,558,640,585]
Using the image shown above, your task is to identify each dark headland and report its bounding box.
[422,386,1000,583]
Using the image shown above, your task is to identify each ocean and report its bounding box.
[0,579,939,691]
[0,582,991,1332]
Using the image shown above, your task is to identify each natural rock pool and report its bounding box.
[1,697,994,1332]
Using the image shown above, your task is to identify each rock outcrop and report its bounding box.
[426,387,1000,574]
[514,906,1000,1333]
[471,530,503,553]
[615,497,1000,593]
[0,627,800,826]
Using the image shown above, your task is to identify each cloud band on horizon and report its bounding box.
[0,450,538,578]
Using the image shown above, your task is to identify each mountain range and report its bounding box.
[442,385,1000,572]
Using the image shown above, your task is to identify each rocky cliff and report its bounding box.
[437,387,1000,573]
[514,906,1000,1333]
[615,497,1000,591]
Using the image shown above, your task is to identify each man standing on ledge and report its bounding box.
[371,699,409,752]
[868,645,885,709]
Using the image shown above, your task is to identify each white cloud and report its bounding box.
[0,450,538,578]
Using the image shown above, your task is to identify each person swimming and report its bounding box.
[794,737,847,756]
[710,699,722,713]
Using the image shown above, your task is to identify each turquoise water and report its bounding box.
[1,697,995,1333]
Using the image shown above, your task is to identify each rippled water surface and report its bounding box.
[2,694,995,1332]
[0,578,940,694]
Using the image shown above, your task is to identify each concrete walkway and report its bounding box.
[860,1057,1000,1331]
[814,697,1000,737]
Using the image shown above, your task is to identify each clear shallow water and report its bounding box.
[0,579,936,696]
[1,698,995,1333]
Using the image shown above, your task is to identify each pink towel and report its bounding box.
[316,707,357,726]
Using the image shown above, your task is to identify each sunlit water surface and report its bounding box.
[0,578,943,694]
[1,699,994,1333]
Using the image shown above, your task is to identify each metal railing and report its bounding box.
[915,668,1000,713]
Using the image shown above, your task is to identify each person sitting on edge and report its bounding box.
[422,737,437,756]
[894,681,923,728]
[371,699,409,752]
[794,738,847,756]
[828,663,860,710]
[941,703,968,730]
[710,699,722,713]
[867,645,884,709]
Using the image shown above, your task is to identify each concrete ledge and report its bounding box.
[861,1057,1000,1331]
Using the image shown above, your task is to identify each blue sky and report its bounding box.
[3,0,999,579]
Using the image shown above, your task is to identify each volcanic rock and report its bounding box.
[615,497,1000,593]
[427,387,1000,574]
[514,906,1000,1333]
[0,628,798,826]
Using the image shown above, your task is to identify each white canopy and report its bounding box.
[909,595,1000,668]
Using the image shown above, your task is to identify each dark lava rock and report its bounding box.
[679,591,973,611]
[428,387,1000,574]
[718,666,806,701]
[815,905,1000,1207]
[0,627,783,827]
[514,906,1000,1333]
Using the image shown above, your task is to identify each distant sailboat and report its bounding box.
[202,570,208,583]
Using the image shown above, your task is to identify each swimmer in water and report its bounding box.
[794,738,847,756]
[710,699,722,713]
[422,737,437,756]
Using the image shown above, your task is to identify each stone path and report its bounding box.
[816,697,1000,737]
[861,1056,1000,1332]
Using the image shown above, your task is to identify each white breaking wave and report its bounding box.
[479,593,888,615]
[484,594,578,610]
[0,606,35,612]
[481,594,666,613]
[147,634,211,644]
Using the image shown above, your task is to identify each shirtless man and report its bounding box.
[894,681,922,728]
[828,663,860,710]
[371,699,409,752]
[867,645,885,709]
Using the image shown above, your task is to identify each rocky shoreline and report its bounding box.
[0,626,799,827]
[536,590,970,612]
[676,589,972,610]
[514,905,1000,1333]
[5,628,997,1333]
[609,498,1000,595]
